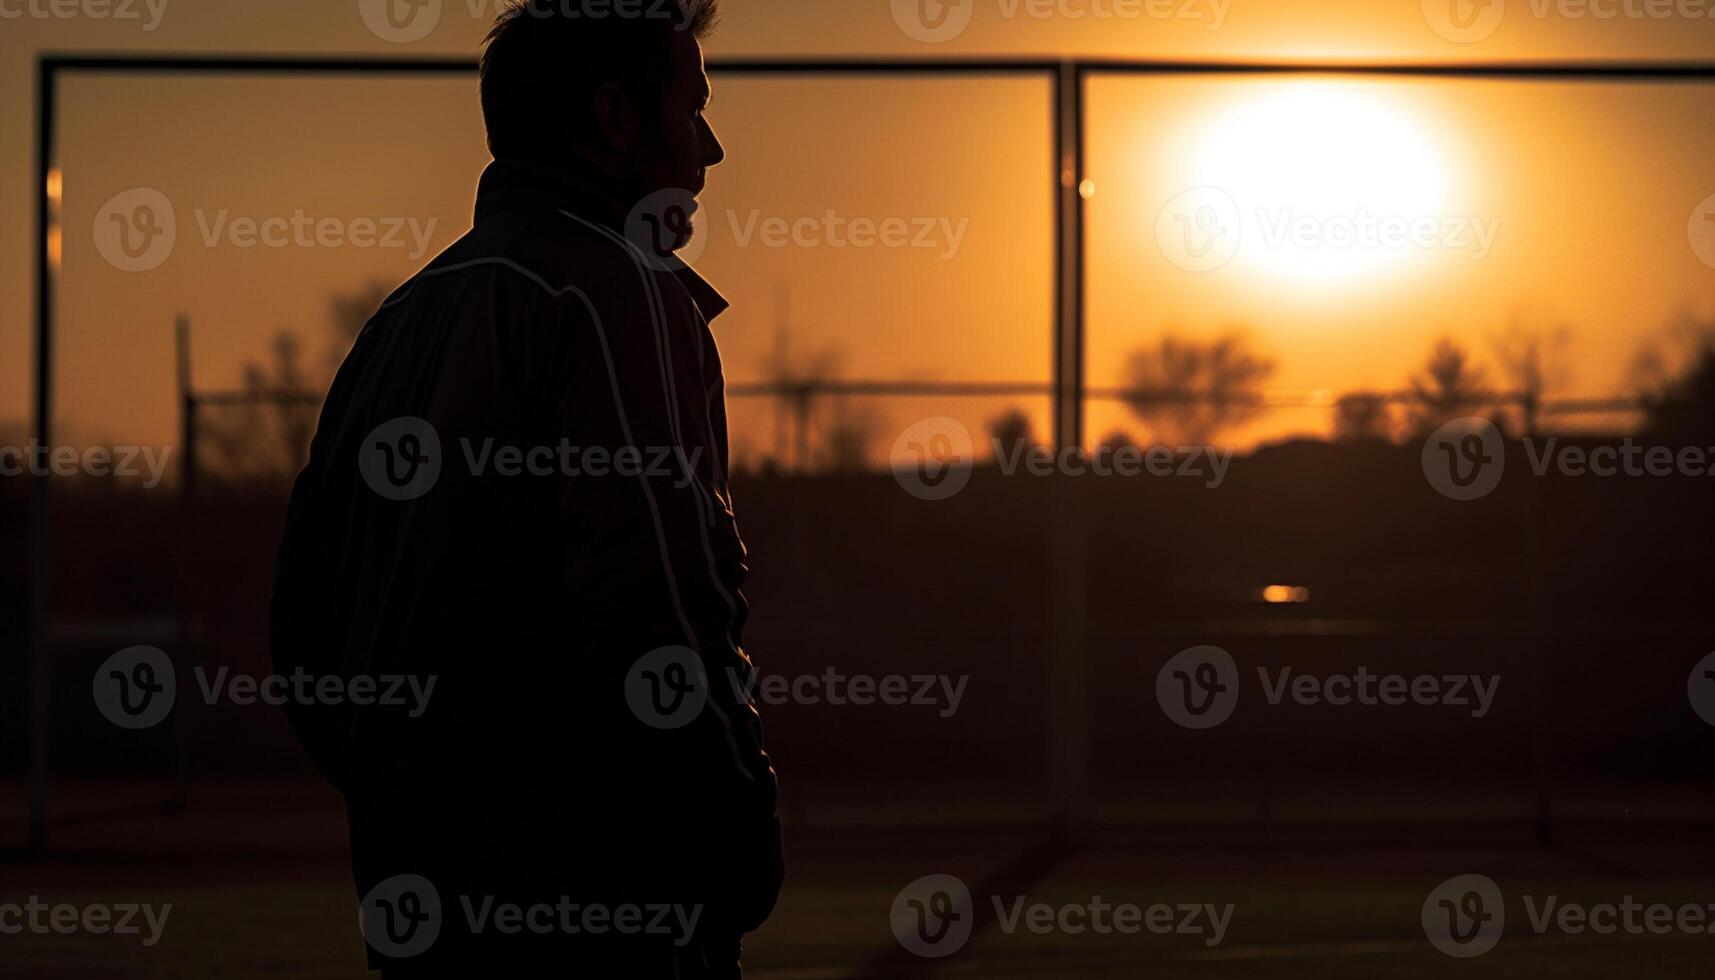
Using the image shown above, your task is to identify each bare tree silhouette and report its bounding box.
[1095,429,1140,458]
[815,398,884,474]
[1407,337,1491,436]
[1633,312,1715,444]
[1491,315,1572,435]
[201,280,393,483]
[201,330,318,481]
[1333,392,1395,443]
[1119,331,1276,446]
[756,335,889,473]
[987,407,1039,462]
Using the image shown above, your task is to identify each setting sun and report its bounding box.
[1177,82,1456,285]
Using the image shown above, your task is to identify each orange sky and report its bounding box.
[5,0,1715,459]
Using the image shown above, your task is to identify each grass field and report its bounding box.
[6,834,1715,978]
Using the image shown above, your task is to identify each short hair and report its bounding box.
[480,0,720,162]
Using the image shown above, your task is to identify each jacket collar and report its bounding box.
[475,156,729,322]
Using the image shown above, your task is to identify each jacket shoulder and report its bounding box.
[425,209,658,303]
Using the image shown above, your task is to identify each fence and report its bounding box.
[20,53,1713,858]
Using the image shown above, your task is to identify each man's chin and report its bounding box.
[669,212,696,253]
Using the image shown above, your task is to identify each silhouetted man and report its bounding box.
[269,2,781,976]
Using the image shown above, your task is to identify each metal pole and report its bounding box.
[1046,61,1090,847]
[174,316,195,812]
[26,56,59,858]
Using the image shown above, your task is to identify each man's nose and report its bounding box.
[700,118,726,169]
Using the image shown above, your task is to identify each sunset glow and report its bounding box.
[1177,82,1454,285]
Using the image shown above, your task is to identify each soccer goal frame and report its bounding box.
[25,52,1715,858]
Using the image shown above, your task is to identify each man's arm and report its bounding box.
[544,278,782,929]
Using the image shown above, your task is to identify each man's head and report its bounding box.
[480,1,724,212]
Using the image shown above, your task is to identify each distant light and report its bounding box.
[1261,584,1311,604]
[1079,180,1097,199]
[48,226,62,271]
[46,167,62,206]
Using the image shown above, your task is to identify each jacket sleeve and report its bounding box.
[543,276,781,928]
[547,279,775,760]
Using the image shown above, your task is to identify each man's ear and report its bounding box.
[590,81,639,157]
